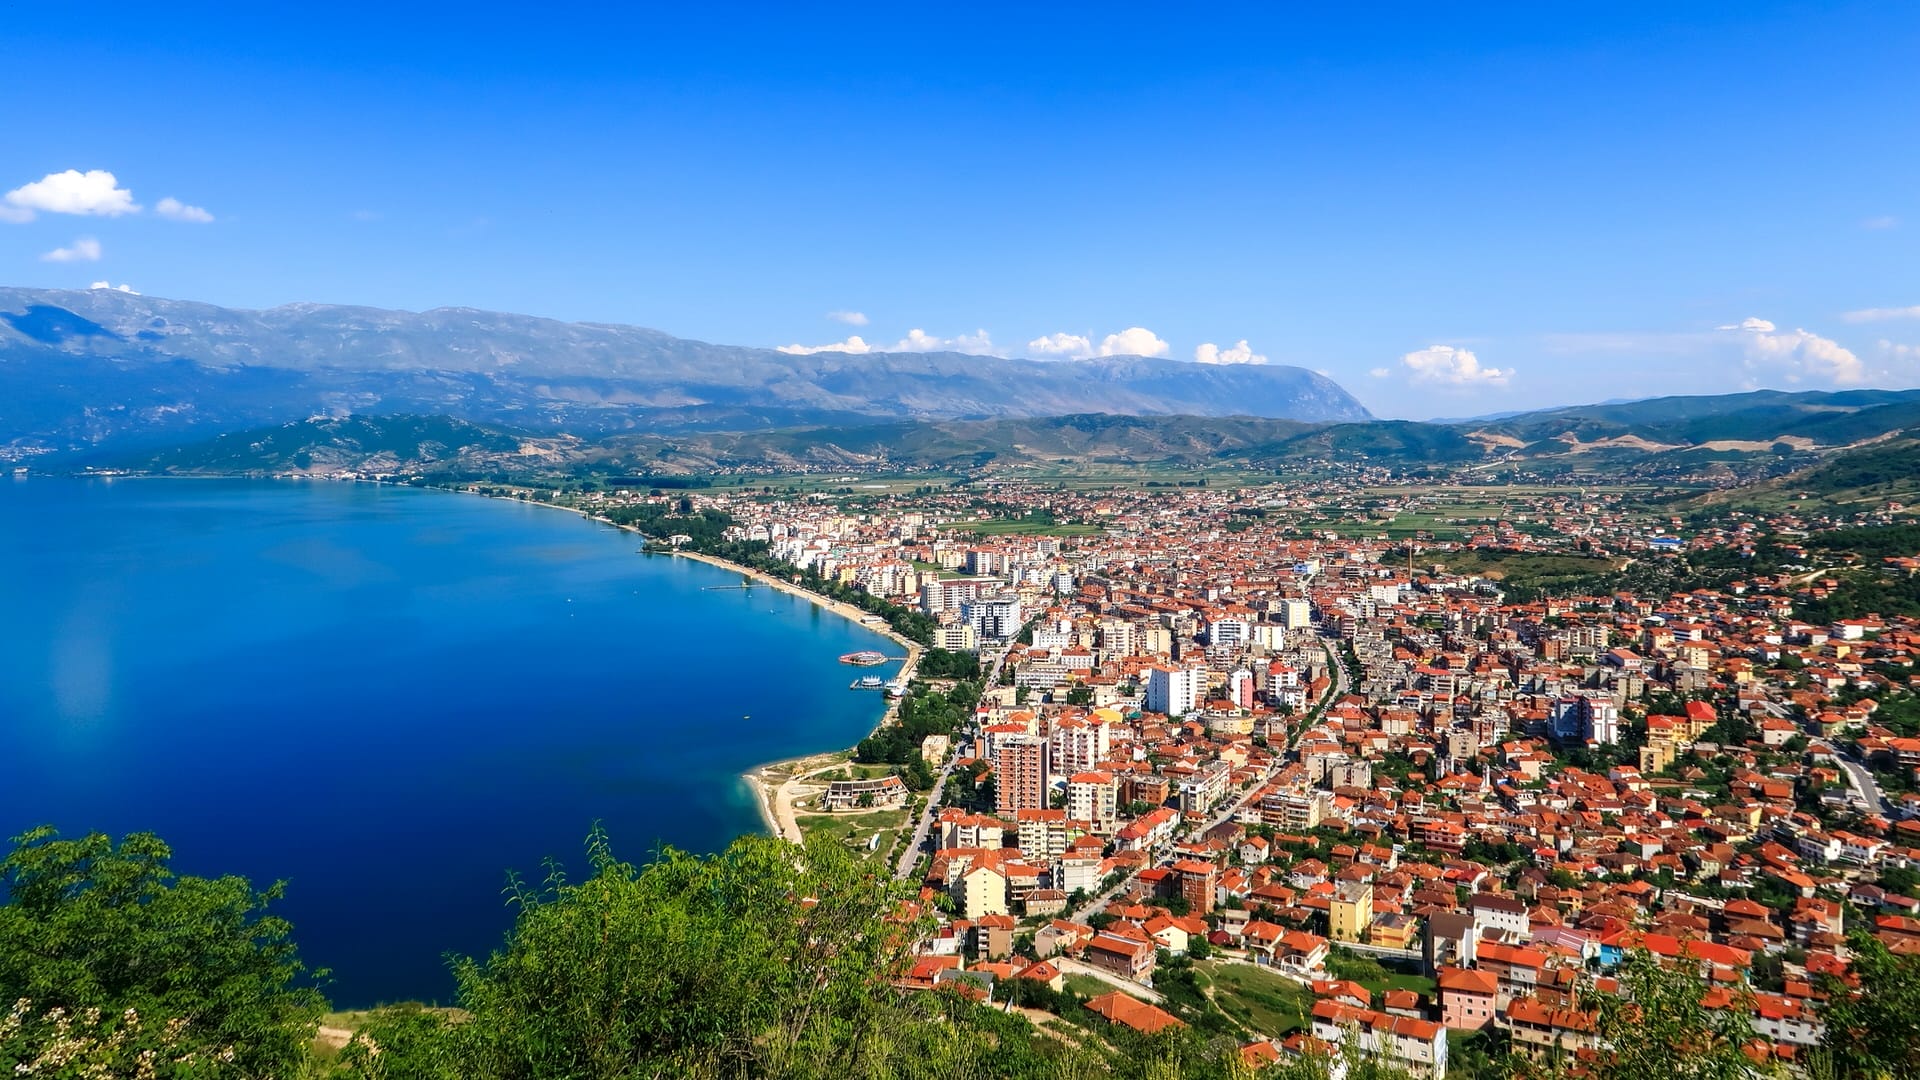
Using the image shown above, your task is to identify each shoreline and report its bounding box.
[450,487,926,843]
[77,474,926,846]
[660,549,924,842]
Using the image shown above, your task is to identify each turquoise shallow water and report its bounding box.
[0,478,900,1005]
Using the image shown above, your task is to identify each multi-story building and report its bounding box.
[1330,881,1374,943]
[1067,771,1119,832]
[1278,599,1313,630]
[934,623,979,651]
[1177,759,1233,814]
[1145,663,1203,717]
[1309,1000,1448,1078]
[964,594,1024,643]
[1261,790,1326,830]
[1173,859,1218,916]
[1015,808,1073,862]
[1208,617,1250,650]
[1049,716,1110,776]
[995,734,1049,815]
[1098,618,1139,657]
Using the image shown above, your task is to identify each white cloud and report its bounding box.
[1879,340,1920,364]
[155,196,213,223]
[1368,367,1391,378]
[1862,215,1899,230]
[826,310,869,326]
[3,170,139,222]
[1193,340,1268,365]
[1027,332,1095,359]
[778,327,996,357]
[41,237,103,263]
[1097,327,1169,358]
[1025,326,1170,360]
[1399,344,1511,387]
[89,280,138,294]
[1720,316,1865,385]
[890,328,996,354]
[777,335,872,356]
[1841,305,1920,324]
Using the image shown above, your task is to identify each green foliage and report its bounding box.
[856,680,980,765]
[0,827,325,1078]
[917,647,981,680]
[1,1000,252,1079]
[1795,571,1920,623]
[1815,932,1920,1079]
[342,830,932,1079]
[1572,951,1777,1080]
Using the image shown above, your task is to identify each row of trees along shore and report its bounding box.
[5,826,1920,1079]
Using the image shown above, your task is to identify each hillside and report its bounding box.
[1691,431,1920,511]
[83,406,1920,487]
[0,287,1370,454]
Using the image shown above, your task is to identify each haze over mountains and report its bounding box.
[7,286,1920,500]
[0,287,1369,453]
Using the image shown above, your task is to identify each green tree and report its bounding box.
[0,827,324,1078]
[345,829,944,1080]
[1815,932,1920,1078]
[1528,950,1779,1080]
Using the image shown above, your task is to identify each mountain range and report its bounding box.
[0,287,1369,455]
[9,286,1920,504]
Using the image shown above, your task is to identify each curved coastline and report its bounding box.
[655,549,923,842]
[78,475,922,846]
[451,488,925,843]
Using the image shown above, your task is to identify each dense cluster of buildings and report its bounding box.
[603,478,1920,1074]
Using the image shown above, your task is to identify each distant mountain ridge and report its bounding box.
[0,287,1370,452]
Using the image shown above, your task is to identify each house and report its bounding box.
[1505,997,1599,1060]
[974,913,1016,959]
[1474,940,1548,1006]
[1424,911,1477,973]
[1471,893,1531,940]
[959,863,1009,919]
[1437,966,1498,1031]
[1309,1000,1450,1077]
[1085,931,1157,982]
[1013,959,1066,993]
[1085,991,1186,1035]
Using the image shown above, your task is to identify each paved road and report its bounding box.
[1317,633,1349,713]
[1838,752,1893,817]
[893,644,1012,880]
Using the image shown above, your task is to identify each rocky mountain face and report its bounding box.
[0,287,1371,454]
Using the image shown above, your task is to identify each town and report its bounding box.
[543,471,1920,1077]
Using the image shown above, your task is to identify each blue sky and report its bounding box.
[4,2,1917,418]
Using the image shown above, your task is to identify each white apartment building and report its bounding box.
[1278,599,1314,630]
[1208,617,1251,650]
[1145,664,1203,717]
[964,594,1024,643]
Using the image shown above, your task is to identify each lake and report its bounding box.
[0,477,901,1006]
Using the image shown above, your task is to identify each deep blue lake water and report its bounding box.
[0,478,900,1006]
